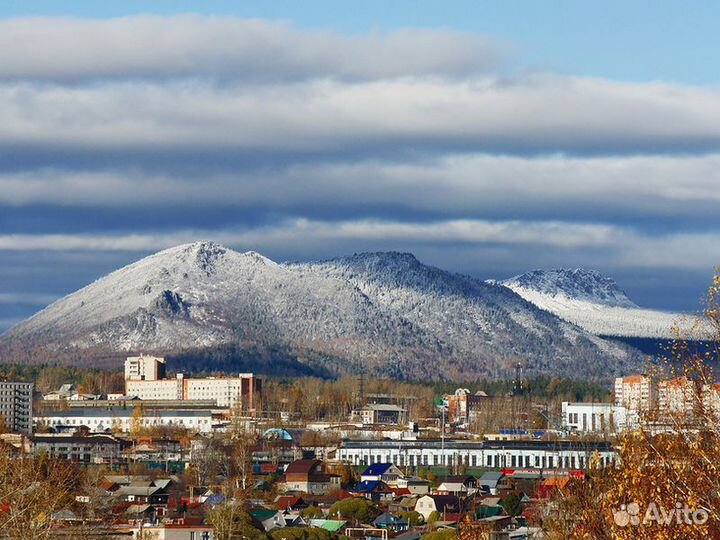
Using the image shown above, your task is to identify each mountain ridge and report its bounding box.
[0,242,642,380]
[499,268,697,339]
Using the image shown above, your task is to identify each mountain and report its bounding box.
[0,243,642,380]
[499,269,697,339]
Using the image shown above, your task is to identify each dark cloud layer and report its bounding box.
[0,15,718,332]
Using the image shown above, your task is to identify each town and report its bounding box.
[0,354,703,539]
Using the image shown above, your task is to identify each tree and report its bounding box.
[207,502,268,540]
[422,528,456,540]
[301,505,324,520]
[427,511,441,527]
[398,510,424,526]
[543,271,720,539]
[270,528,331,540]
[328,497,378,524]
[0,445,79,540]
[500,492,522,517]
[130,405,144,436]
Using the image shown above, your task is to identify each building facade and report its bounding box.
[337,439,616,471]
[446,388,488,425]
[562,402,627,433]
[30,433,126,463]
[124,357,261,410]
[0,381,33,434]
[125,355,167,381]
[658,376,696,418]
[614,374,657,413]
[35,407,217,434]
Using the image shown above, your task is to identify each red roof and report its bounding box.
[284,459,322,475]
[275,496,305,510]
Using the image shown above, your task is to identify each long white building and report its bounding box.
[35,407,218,434]
[337,439,616,471]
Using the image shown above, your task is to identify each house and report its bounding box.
[536,476,571,499]
[360,463,405,486]
[275,495,308,511]
[437,475,478,496]
[114,523,214,539]
[283,511,308,527]
[349,480,394,502]
[389,496,419,514]
[279,459,342,495]
[414,494,463,521]
[351,404,407,425]
[124,504,156,521]
[43,384,76,401]
[446,388,489,425]
[373,512,410,532]
[113,481,170,507]
[397,476,431,495]
[250,509,287,531]
[309,519,348,534]
[30,433,127,464]
[478,472,511,495]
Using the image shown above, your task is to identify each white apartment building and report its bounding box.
[703,383,720,417]
[614,374,657,413]
[123,357,261,409]
[658,377,696,418]
[562,402,627,433]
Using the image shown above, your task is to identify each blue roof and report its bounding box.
[204,493,225,505]
[362,463,394,476]
[373,513,408,526]
[351,480,383,493]
[263,428,293,441]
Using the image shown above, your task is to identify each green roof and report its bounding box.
[476,506,504,519]
[250,510,280,522]
[309,519,347,532]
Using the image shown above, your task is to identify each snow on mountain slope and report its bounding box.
[0,244,643,379]
[499,269,698,339]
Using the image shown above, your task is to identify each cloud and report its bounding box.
[0,218,716,271]
[2,154,720,229]
[1,76,719,165]
[0,16,505,82]
[0,15,718,317]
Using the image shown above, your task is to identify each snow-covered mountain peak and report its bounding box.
[497,268,696,339]
[0,246,643,379]
[242,250,278,266]
[502,268,637,308]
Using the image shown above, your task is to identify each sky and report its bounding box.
[1,1,720,332]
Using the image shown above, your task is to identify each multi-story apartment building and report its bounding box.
[702,383,720,417]
[125,354,167,381]
[0,381,33,434]
[658,376,696,418]
[614,374,657,413]
[124,357,261,410]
